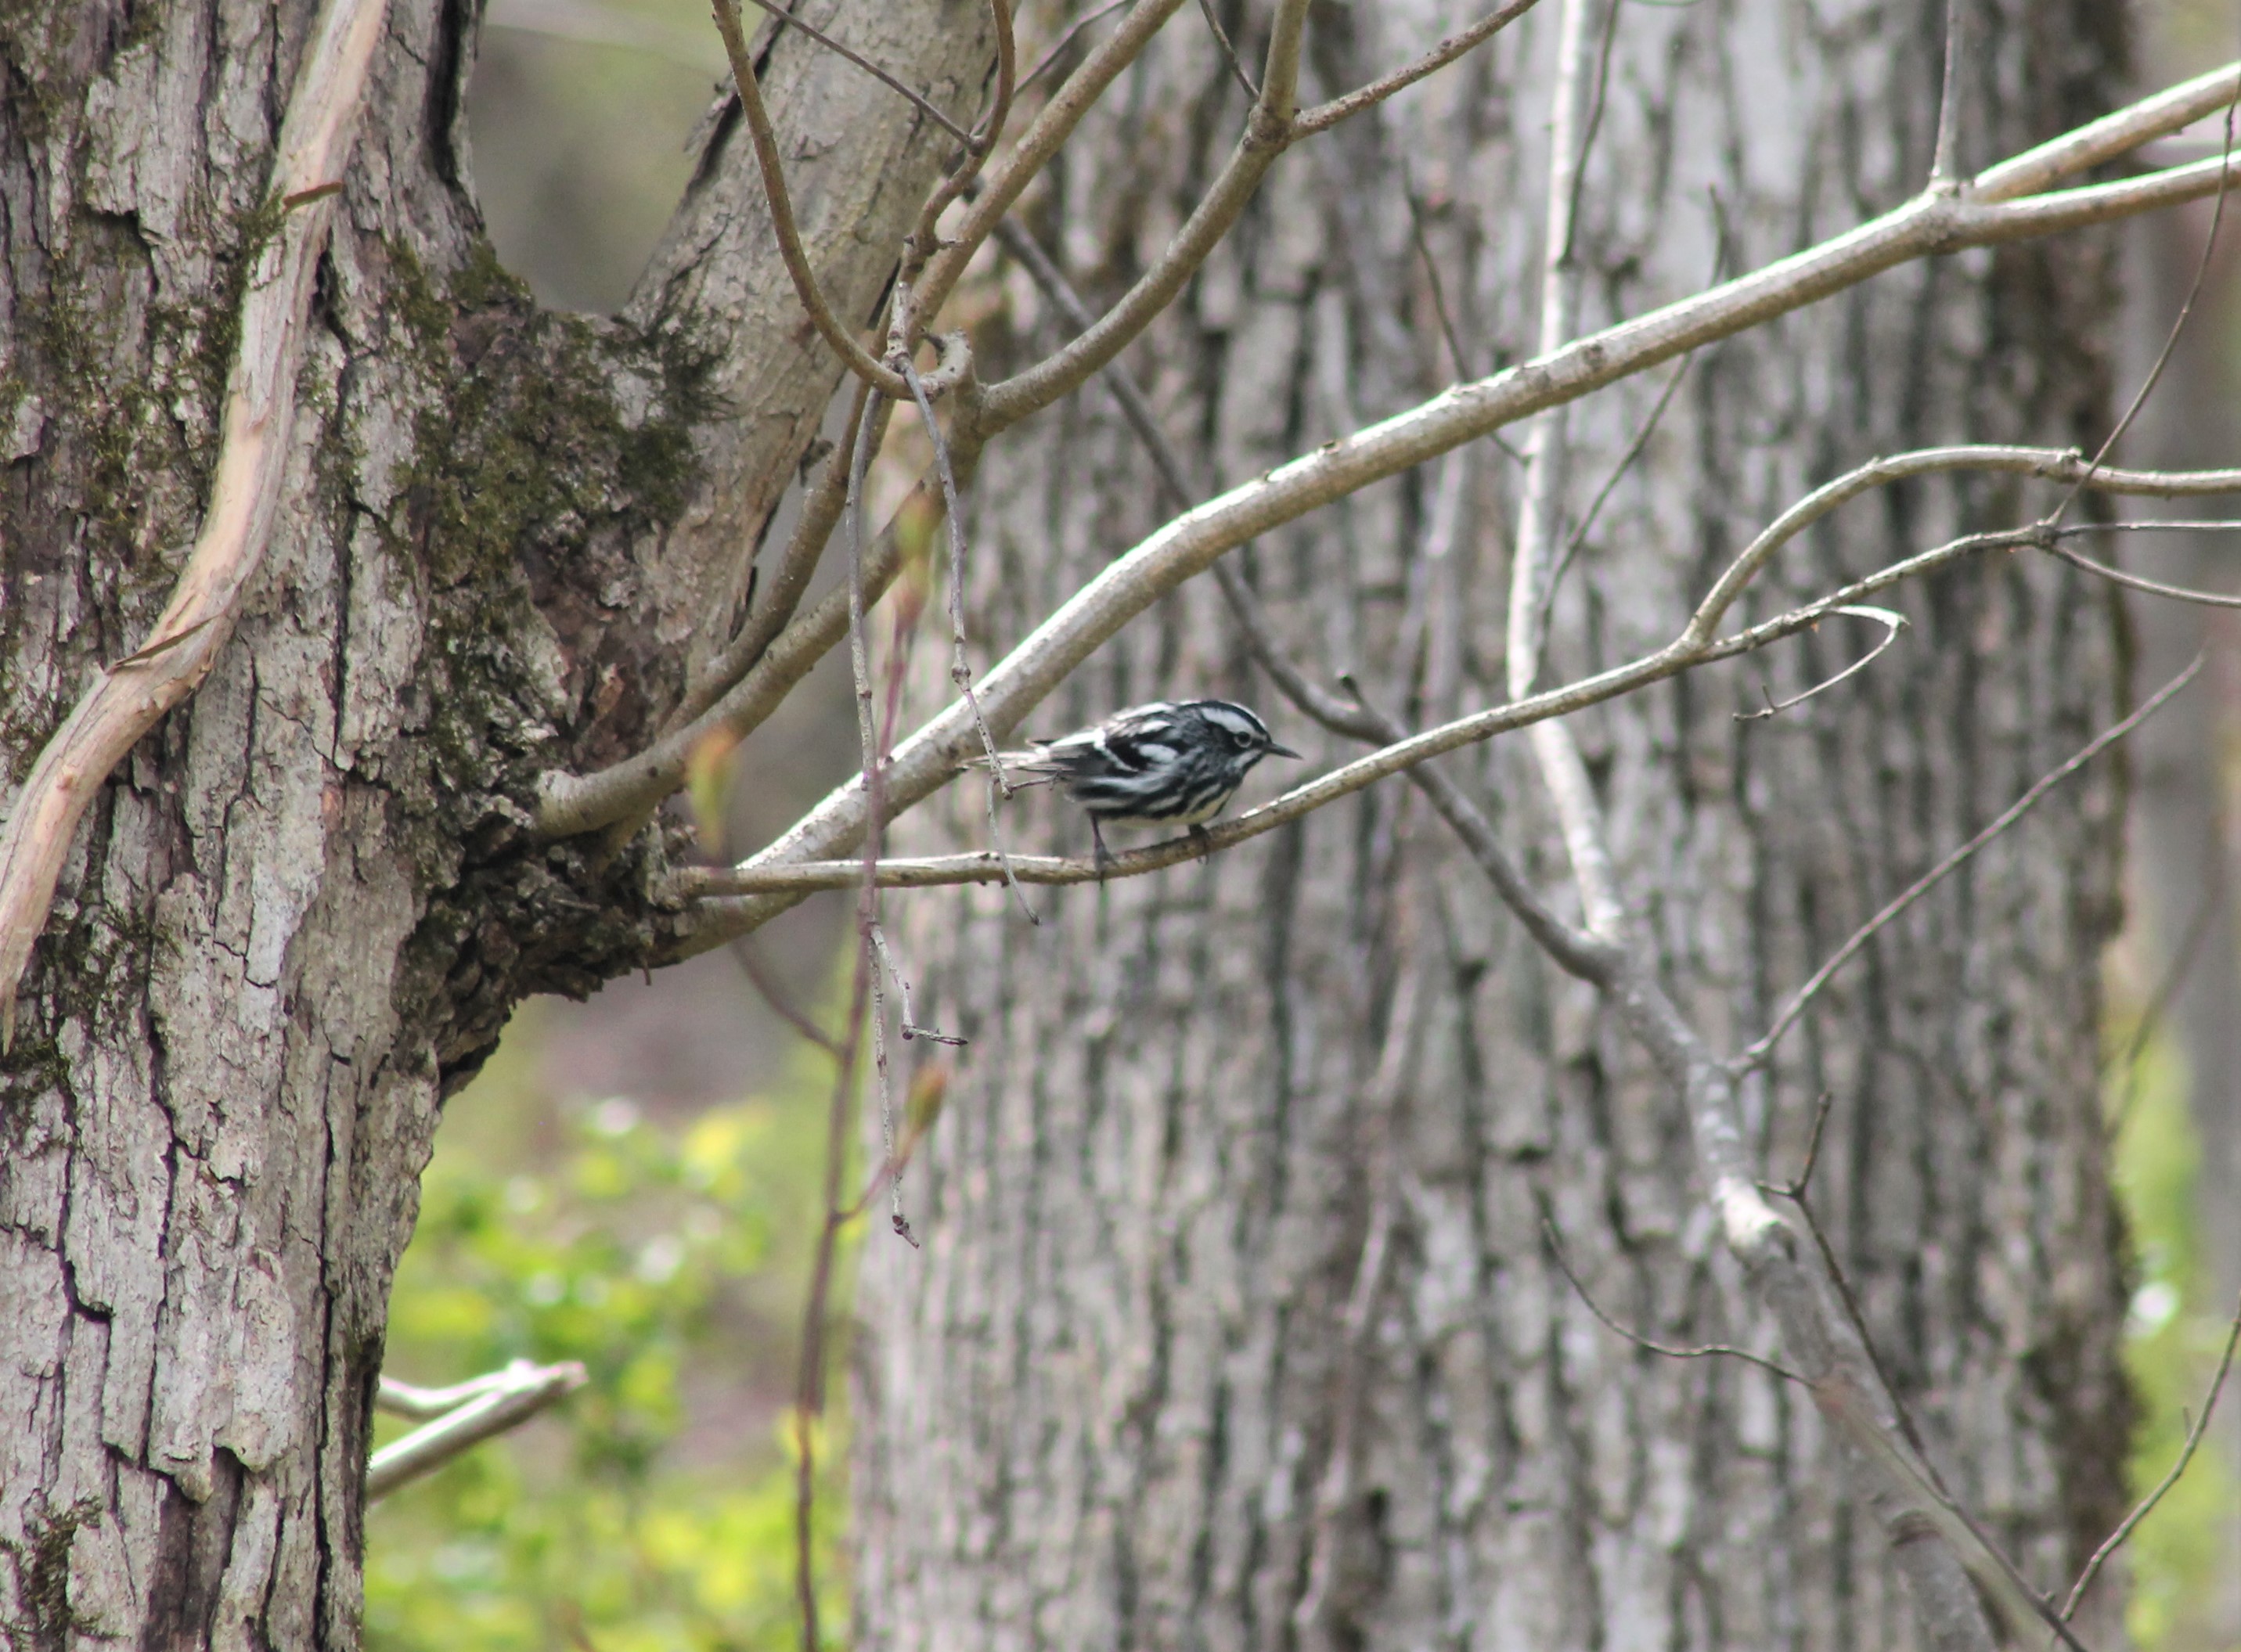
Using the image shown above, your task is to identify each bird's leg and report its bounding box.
[1188,824,1212,863]
[1091,817,1112,882]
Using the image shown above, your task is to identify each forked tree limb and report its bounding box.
[0,0,391,1049]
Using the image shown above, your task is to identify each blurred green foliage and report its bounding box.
[2108,1017,2239,1651]
[366,1001,853,1650]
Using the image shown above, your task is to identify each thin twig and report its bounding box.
[2043,538,2241,608]
[2055,95,2236,518]
[897,358,1036,922]
[792,934,872,1652]
[1194,0,1259,100]
[1401,170,1471,383]
[1290,0,1544,139]
[2060,1294,2241,1619]
[1736,604,1908,721]
[898,0,1018,335]
[1785,1190,1948,1488]
[1930,0,1966,184]
[1760,1089,1836,1200]
[1542,1218,1808,1385]
[710,0,913,398]
[735,0,976,143]
[728,938,841,1055]
[1018,0,1133,91]
[1739,654,2206,1068]
[1538,351,1693,628]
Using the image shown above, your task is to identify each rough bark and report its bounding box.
[858,3,2135,1647]
[0,2,992,1643]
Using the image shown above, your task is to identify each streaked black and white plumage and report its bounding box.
[1003,699,1299,866]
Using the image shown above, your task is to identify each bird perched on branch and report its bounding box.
[990,699,1300,869]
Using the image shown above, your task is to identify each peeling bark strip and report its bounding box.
[859,2,2135,1647]
[0,1,993,1645]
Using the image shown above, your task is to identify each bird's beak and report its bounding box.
[1267,742,1301,759]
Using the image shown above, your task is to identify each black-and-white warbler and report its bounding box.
[997,699,1300,866]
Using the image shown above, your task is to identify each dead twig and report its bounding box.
[1738,655,2205,1069]
[1542,1218,1807,1385]
[1736,604,1908,722]
[1194,0,1258,100]
[1290,0,1544,139]
[2059,1294,2241,1620]
[1018,0,1133,92]
[733,0,976,143]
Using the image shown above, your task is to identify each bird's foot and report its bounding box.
[1189,824,1213,864]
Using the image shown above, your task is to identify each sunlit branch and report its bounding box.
[367,1360,588,1502]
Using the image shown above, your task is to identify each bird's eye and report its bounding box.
[1232,729,1255,750]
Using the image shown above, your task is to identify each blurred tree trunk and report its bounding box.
[0,2,989,1645]
[860,2,2135,1646]
[2119,201,2241,1648]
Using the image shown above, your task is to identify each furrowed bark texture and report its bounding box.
[857,2,2135,1647]
[0,2,990,1644]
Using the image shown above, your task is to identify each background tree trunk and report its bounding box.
[0,2,989,1643]
[859,2,2136,1646]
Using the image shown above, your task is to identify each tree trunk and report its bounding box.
[858,2,2135,1647]
[0,2,990,1643]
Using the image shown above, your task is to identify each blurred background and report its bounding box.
[365,2,2241,1647]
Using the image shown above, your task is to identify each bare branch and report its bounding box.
[1018,0,1134,92]
[911,0,1192,337]
[668,524,2087,916]
[1542,1218,1807,1385]
[1194,0,1259,103]
[2056,100,2236,515]
[547,76,2241,851]
[2061,1294,2241,1619]
[0,0,390,1049]
[975,0,1322,430]
[1291,0,1544,139]
[710,0,914,398]
[2044,538,2241,607]
[1929,0,1966,184]
[668,384,877,736]
[734,0,976,143]
[366,1360,588,1502]
[1973,59,2236,203]
[1687,446,2241,646]
[1738,655,2206,1070]
[896,0,1018,334]
[1735,604,1908,722]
